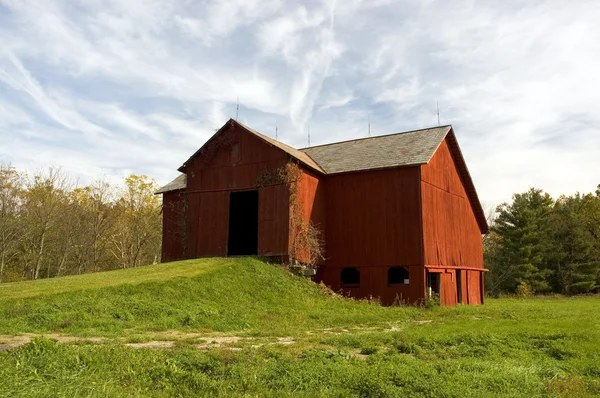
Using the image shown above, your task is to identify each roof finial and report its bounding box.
[368,114,371,137]
[437,102,440,126]
[308,125,311,147]
[236,96,239,120]
[275,119,278,140]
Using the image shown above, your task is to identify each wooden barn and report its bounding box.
[157,119,488,306]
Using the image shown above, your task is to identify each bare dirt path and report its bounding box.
[0,332,295,352]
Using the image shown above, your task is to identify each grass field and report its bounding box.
[0,257,599,397]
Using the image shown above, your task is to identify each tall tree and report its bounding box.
[20,168,71,280]
[69,180,115,275]
[0,163,22,283]
[109,174,161,268]
[547,194,599,293]
[492,188,554,293]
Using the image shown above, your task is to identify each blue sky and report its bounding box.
[0,0,599,210]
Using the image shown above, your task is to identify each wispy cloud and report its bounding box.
[0,0,598,207]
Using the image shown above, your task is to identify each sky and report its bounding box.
[0,0,599,210]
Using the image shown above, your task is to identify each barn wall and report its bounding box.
[318,265,425,305]
[187,191,229,257]
[161,191,186,262]
[183,123,291,258]
[323,166,422,266]
[317,166,425,304]
[420,138,484,269]
[258,184,290,256]
[292,168,326,263]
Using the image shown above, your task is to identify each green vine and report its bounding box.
[254,161,324,268]
[286,163,324,268]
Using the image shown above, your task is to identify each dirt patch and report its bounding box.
[196,336,243,350]
[126,341,175,349]
[0,332,295,352]
[0,334,104,351]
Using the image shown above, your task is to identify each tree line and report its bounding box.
[0,164,161,283]
[485,186,600,296]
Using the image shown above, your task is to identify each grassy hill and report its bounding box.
[0,257,421,336]
[1,257,599,397]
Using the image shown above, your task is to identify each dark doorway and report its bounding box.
[456,270,463,304]
[426,271,441,298]
[227,190,259,256]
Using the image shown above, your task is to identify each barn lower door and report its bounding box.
[426,271,441,299]
[227,190,259,256]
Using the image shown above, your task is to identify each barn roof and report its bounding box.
[300,126,451,174]
[155,173,186,194]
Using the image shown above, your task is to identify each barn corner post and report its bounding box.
[286,162,324,270]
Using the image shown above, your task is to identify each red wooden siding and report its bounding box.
[297,168,326,229]
[467,270,483,305]
[317,167,425,304]
[293,168,326,263]
[318,265,425,305]
[186,124,287,192]
[187,191,229,257]
[161,191,186,262]
[420,138,484,269]
[440,270,458,306]
[182,123,291,258]
[323,167,422,267]
[258,184,289,256]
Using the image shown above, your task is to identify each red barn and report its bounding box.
[157,119,488,306]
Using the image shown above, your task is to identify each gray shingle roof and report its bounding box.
[300,126,451,174]
[155,174,186,194]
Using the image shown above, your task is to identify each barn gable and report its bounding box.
[178,119,324,175]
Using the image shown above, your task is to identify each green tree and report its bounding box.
[547,194,599,293]
[492,188,554,293]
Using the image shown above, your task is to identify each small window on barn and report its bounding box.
[388,266,409,285]
[341,267,360,286]
[230,142,240,164]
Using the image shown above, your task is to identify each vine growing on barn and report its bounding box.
[254,162,325,268]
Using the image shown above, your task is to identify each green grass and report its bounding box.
[0,257,599,397]
[0,258,226,300]
[0,257,420,336]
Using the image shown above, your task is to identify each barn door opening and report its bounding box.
[456,269,463,304]
[227,190,258,256]
[426,271,441,299]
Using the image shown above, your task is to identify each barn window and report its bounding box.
[388,266,409,285]
[341,267,360,286]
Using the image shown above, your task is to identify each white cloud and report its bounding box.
[0,0,598,206]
